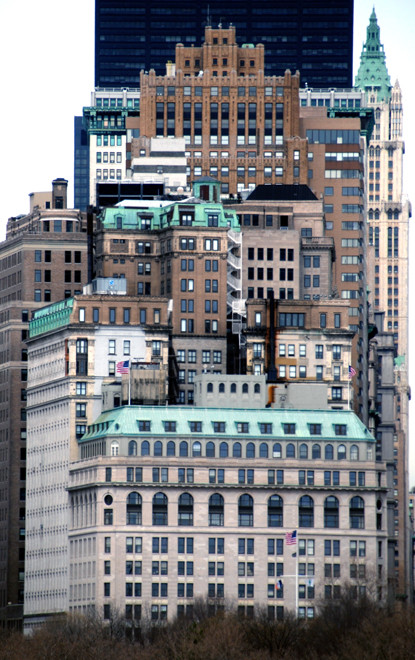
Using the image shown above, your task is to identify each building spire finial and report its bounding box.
[354,9,391,102]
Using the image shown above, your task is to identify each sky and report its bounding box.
[0,0,414,480]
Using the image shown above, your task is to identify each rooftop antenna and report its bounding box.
[207,4,211,26]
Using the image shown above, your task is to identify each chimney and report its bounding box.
[52,178,68,209]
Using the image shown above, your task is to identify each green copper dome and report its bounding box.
[354,9,391,102]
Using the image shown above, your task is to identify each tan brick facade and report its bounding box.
[0,199,88,623]
[137,26,308,196]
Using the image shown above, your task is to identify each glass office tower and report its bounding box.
[95,0,353,88]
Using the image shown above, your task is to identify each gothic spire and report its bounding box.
[354,9,391,102]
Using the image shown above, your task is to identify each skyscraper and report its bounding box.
[94,0,354,88]
[354,10,411,598]
[0,181,89,626]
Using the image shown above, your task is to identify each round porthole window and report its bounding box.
[104,494,113,506]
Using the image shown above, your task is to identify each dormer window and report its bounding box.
[283,423,296,435]
[164,421,176,432]
[237,422,249,434]
[189,421,202,432]
[334,424,347,436]
[213,421,226,433]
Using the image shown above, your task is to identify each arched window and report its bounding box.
[368,209,373,220]
[350,496,365,529]
[126,492,142,525]
[209,493,224,526]
[154,440,163,456]
[324,496,339,528]
[219,383,225,393]
[387,209,393,220]
[230,383,237,393]
[337,444,346,460]
[299,495,314,527]
[286,443,295,458]
[111,442,119,456]
[178,493,193,526]
[192,441,201,457]
[312,444,321,459]
[325,444,334,460]
[246,442,255,458]
[207,382,213,393]
[233,442,242,458]
[152,492,168,525]
[273,443,282,458]
[268,495,283,527]
[238,494,254,526]
[254,383,261,393]
[369,147,374,157]
[128,440,137,456]
[206,441,215,457]
[260,442,269,458]
[219,442,228,458]
[299,443,308,459]
[375,209,379,220]
[141,440,150,456]
[179,441,188,457]
[350,444,359,461]
[242,383,249,394]
[167,440,176,456]
[394,209,399,219]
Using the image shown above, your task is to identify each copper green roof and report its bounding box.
[354,9,391,102]
[100,198,240,232]
[80,406,375,443]
[30,298,74,338]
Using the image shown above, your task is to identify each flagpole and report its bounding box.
[295,530,298,616]
[128,360,131,406]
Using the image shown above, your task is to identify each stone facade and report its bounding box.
[65,405,388,621]
[24,294,170,629]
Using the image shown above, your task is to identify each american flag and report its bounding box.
[276,579,283,591]
[117,360,129,374]
[348,365,357,379]
[285,530,297,546]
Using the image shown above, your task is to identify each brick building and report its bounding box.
[227,185,334,304]
[94,178,240,404]
[245,298,354,408]
[0,180,88,626]
[298,106,373,424]
[138,26,308,197]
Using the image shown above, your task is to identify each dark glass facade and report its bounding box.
[74,116,90,211]
[95,0,354,88]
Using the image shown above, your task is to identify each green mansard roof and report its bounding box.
[100,197,240,232]
[80,406,375,443]
[354,9,391,102]
[30,298,74,338]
